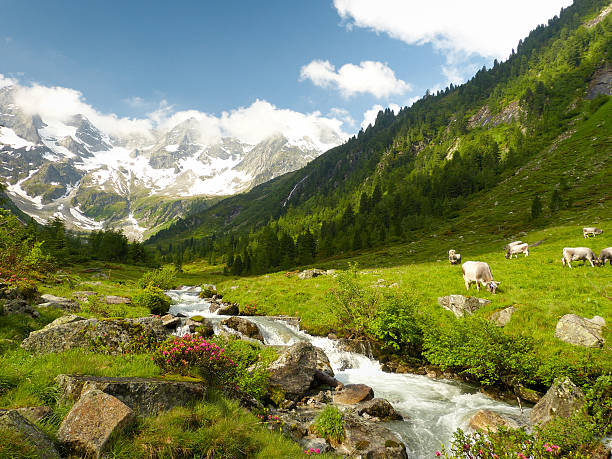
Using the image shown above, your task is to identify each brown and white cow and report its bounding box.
[461,261,500,293]
[505,242,529,259]
[448,249,461,265]
[583,227,603,238]
[599,247,612,266]
[562,247,598,268]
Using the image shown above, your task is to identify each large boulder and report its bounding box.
[58,389,135,457]
[334,411,408,458]
[298,269,326,280]
[438,295,491,318]
[555,314,606,347]
[490,306,515,327]
[21,316,169,354]
[355,398,403,421]
[38,293,79,311]
[267,342,321,401]
[104,295,131,304]
[221,316,264,342]
[0,409,61,459]
[530,377,585,427]
[333,384,374,405]
[214,303,239,315]
[55,374,207,417]
[468,409,519,432]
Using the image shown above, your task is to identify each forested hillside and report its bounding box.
[147,0,611,274]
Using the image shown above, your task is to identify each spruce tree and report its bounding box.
[531,195,542,219]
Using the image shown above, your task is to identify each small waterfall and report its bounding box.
[166,288,529,457]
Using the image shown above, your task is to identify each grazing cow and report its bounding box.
[599,247,612,266]
[506,242,529,259]
[448,249,461,265]
[583,227,603,238]
[562,247,598,268]
[461,261,501,294]
[505,241,523,250]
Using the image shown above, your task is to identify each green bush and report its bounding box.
[313,405,344,443]
[136,264,178,290]
[422,317,539,387]
[367,291,423,355]
[133,286,171,315]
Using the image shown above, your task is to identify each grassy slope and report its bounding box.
[191,100,612,372]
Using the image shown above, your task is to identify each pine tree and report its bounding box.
[531,195,543,219]
[549,189,563,213]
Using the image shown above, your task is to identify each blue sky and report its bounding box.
[1,0,571,137]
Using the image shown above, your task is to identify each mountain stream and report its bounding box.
[166,287,528,457]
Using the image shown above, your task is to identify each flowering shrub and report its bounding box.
[436,427,589,459]
[153,335,237,385]
[241,303,260,316]
[304,448,322,455]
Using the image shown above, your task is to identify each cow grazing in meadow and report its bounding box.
[461,261,501,294]
[562,247,599,268]
[448,249,461,265]
[505,242,529,259]
[599,247,612,266]
[505,241,523,251]
[583,227,603,238]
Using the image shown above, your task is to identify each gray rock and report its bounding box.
[221,316,264,342]
[39,293,70,303]
[21,316,169,354]
[555,314,605,347]
[314,346,334,377]
[160,313,180,328]
[530,377,585,427]
[267,342,320,401]
[334,411,407,458]
[300,436,331,453]
[355,398,403,421]
[41,314,86,330]
[217,303,239,315]
[58,389,135,457]
[468,409,519,432]
[16,406,53,424]
[490,306,515,327]
[333,384,374,405]
[72,291,97,302]
[298,269,326,280]
[438,295,491,318]
[104,295,131,304]
[0,409,61,459]
[55,374,207,417]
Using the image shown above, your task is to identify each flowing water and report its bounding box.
[166,287,529,457]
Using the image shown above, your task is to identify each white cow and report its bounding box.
[448,249,461,265]
[583,227,603,238]
[598,247,612,266]
[506,242,529,259]
[461,261,501,294]
[562,247,598,268]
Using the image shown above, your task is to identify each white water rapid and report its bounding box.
[166,287,529,457]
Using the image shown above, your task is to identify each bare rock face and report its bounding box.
[0,409,61,459]
[16,406,53,424]
[55,374,207,417]
[530,377,585,427]
[58,389,135,457]
[555,314,605,347]
[490,306,515,327]
[468,409,519,432]
[21,316,169,354]
[438,295,491,318]
[221,316,264,342]
[333,384,375,405]
[355,398,403,421]
[104,295,131,304]
[298,269,326,280]
[267,342,320,401]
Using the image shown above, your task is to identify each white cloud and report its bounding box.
[333,0,572,61]
[8,77,348,150]
[0,74,17,90]
[300,59,411,98]
[14,83,153,138]
[329,107,356,128]
[361,103,401,130]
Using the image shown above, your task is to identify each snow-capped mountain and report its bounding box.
[0,83,344,239]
